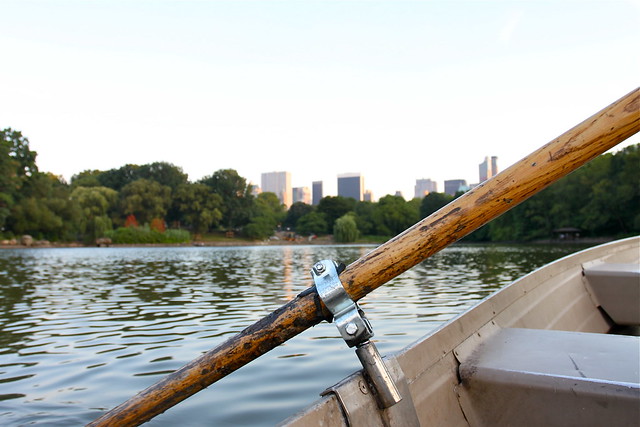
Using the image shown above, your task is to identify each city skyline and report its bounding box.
[3,1,638,201]
[255,156,497,204]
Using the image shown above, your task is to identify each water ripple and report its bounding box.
[0,243,588,426]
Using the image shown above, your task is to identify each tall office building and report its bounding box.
[479,156,499,182]
[312,181,323,205]
[414,178,438,198]
[292,187,311,204]
[261,171,292,208]
[337,173,364,201]
[364,190,374,202]
[444,179,467,196]
[248,183,261,197]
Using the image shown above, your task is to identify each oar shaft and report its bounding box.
[89,88,639,426]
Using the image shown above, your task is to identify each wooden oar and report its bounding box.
[89,88,639,426]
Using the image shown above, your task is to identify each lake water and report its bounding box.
[0,243,590,426]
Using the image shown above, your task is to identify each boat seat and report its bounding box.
[583,263,640,326]
[457,328,640,426]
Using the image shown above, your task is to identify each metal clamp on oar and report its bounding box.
[311,260,402,409]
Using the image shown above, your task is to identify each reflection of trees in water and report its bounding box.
[0,244,596,424]
[411,243,590,306]
[0,244,590,355]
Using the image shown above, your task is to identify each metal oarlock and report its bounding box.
[312,260,402,408]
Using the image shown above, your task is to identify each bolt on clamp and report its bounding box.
[311,260,402,408]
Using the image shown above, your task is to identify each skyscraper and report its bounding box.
[292,187,311,204]
[414,178,438,198]
[337,173,364,201]
[261,171,292,208]
[364,190,374,202]
[444,179,467,196]
[479,156,499,182]
[312,181,323,205]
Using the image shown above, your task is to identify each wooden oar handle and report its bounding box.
[89,88,639,426]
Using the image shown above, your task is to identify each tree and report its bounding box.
[334,213,359,243]
[96,164,141,191]
[171,183,223,234]
[150,218,166,233]
[244,192,285,239]
[70,170,103,188]
[465,144,640,242]
[119,178,171,225]
[420,192,453,218]
[296,211,328,236]
[1,128,39,232]
[283,202,314,230]
[199,169,253,229]
[253,192,286,224]
[137,162,188,190]
[353,201,376,235]
[8,173,81,240]
[374,195,420,236]
[0,128,38,181]
[70,186,118,241]
[124,214,139,228]
[317,196,356,228]
[244,216,276,240]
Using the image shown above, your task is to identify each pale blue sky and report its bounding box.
[2,0,639,199]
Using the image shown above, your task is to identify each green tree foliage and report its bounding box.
[8,173,81,240]
[296,211,328,236]
[420,192,454,218]
[171,183,223,234]
[334,213,359,243]
[137,162,188,190]
[1,128,39,231]
[106,225,190,244]
[317,196,356,229]
[72,162,187,192]
[283,201,314,230]
[119,178,171,225]
[0,128,38,181]
[373,195,420,236]
[199,169,253,229]
[353,201,376,235]
[70,186,118,241]
[253,192,286,223]
[2,127,637,244]
[467,144,640,242]
[244,216,276,240]
[95,164,141,191]
[244,192,285,239]
[70,170,103,188]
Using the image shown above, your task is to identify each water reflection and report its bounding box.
[0,243,588,426]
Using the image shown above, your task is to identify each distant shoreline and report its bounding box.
[0,236,615,250]
[0,234,340,249]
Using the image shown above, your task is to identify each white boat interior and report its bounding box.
[281,236,640,426]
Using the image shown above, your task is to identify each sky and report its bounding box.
[2,0,639,200]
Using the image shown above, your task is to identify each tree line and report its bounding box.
[1,128,638,244]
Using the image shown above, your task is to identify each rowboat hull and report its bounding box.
[281,236,640,426]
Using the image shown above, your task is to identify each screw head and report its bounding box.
[345,322,358,335]
[313,262,326,274]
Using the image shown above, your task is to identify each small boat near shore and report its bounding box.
[281,236,640,426]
